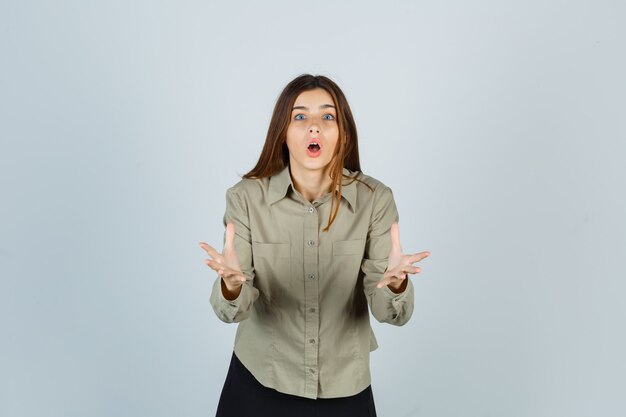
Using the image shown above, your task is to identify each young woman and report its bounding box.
[199,74,430,416]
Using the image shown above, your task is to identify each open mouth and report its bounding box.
[306,140,322,157]
[307,143,321,152]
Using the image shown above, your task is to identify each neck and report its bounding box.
[289,163,334,203]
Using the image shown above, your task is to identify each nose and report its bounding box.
[309,126,320,135]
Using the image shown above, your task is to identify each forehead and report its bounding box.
[293,88,335,108]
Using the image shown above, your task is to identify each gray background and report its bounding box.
[1,1,624,416]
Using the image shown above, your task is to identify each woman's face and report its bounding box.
[285,88,339,175]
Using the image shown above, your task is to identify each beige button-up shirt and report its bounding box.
[210,164,414,399]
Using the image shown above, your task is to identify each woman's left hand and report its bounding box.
[376,222,431,292]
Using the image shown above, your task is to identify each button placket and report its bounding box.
[303,202,320,396]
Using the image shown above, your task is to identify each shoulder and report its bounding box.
[222,178,266,218]
[349,169,393,197]
[225,176,267,198]
[349,170,398,221]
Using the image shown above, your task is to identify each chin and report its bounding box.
[293,158,329,171]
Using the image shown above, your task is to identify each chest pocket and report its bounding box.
[332,238,366,288]
[251,242,291,294]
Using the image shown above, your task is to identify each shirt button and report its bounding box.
[308,207,315,213]
[307,240,315,246]
[309,307,316,313]
[308,273,315,280]
[309,368,315,374]
[309,339,315,344]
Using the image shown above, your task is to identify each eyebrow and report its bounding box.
[292,104,336,111]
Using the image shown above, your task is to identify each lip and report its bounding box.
[306,138,322,150]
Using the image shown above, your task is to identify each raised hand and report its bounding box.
[199,222,246,298]
[376,222,430,292]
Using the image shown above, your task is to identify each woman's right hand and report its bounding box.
[199,222,246,297]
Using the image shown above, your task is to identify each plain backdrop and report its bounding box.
[1,1,625,416]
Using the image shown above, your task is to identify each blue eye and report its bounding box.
[323,114,335,120]
[294,114,305,120]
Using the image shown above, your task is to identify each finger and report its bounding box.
[376,267,405,288]
[199,242,222,261]
[204,258,223,272]
[209,260,245,281]
[205,259,233,275]
[400,265,421,274]
[390,222,402,251]
[395,272,408,280]
[407,251,431,264]
[376,275,404,288]
[389,265,414,280]
[376,277,391,288]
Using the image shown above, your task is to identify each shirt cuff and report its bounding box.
[212,275,248,322]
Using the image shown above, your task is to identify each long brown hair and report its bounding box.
[242,74,373,232]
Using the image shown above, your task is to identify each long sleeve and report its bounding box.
[209,187,259,323]
[361,185,415,326]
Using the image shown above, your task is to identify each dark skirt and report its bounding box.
[215,351,377,417]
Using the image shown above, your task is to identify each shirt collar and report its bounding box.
[268,165,357,213]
